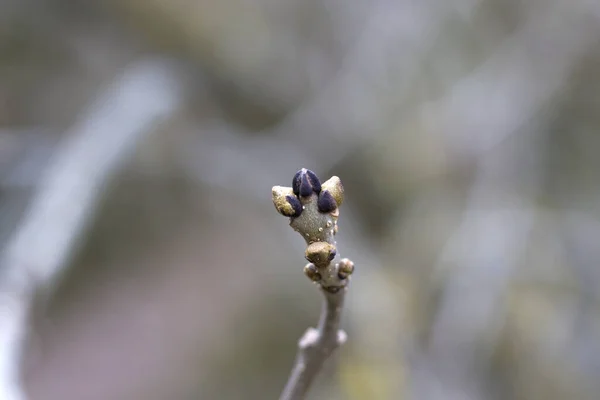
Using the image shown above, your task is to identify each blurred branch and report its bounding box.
[406,4,600,397]
[268,0,483,161]
[272,170,354,400]
[0,59,182,400]
[0,129,59,190]
[428,0,600,160]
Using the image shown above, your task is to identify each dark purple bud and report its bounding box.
[285,195,303,217]
[292,170,302,196]
[317,190,338,213]
[305,170,321,194]
[292,168,321,197]
[299,174,312,197]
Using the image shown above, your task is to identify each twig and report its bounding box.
[279,290,348,400]
[0,59,182,400]
[272,169,354,400]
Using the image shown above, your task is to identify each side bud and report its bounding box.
[305,242,337,268]
[317,190,337,213]
[272,186,303,217]
[337,258,355,279]
[321,176,344,207]
[304,263,321,282]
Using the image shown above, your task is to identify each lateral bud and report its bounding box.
[305,242,337,268]
[272,186,303,217]
[317,190,337,213]
[304,263,322,282]
[337,258,355,279]
[321,176,344,207]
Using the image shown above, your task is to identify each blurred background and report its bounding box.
[1,0,600,399]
